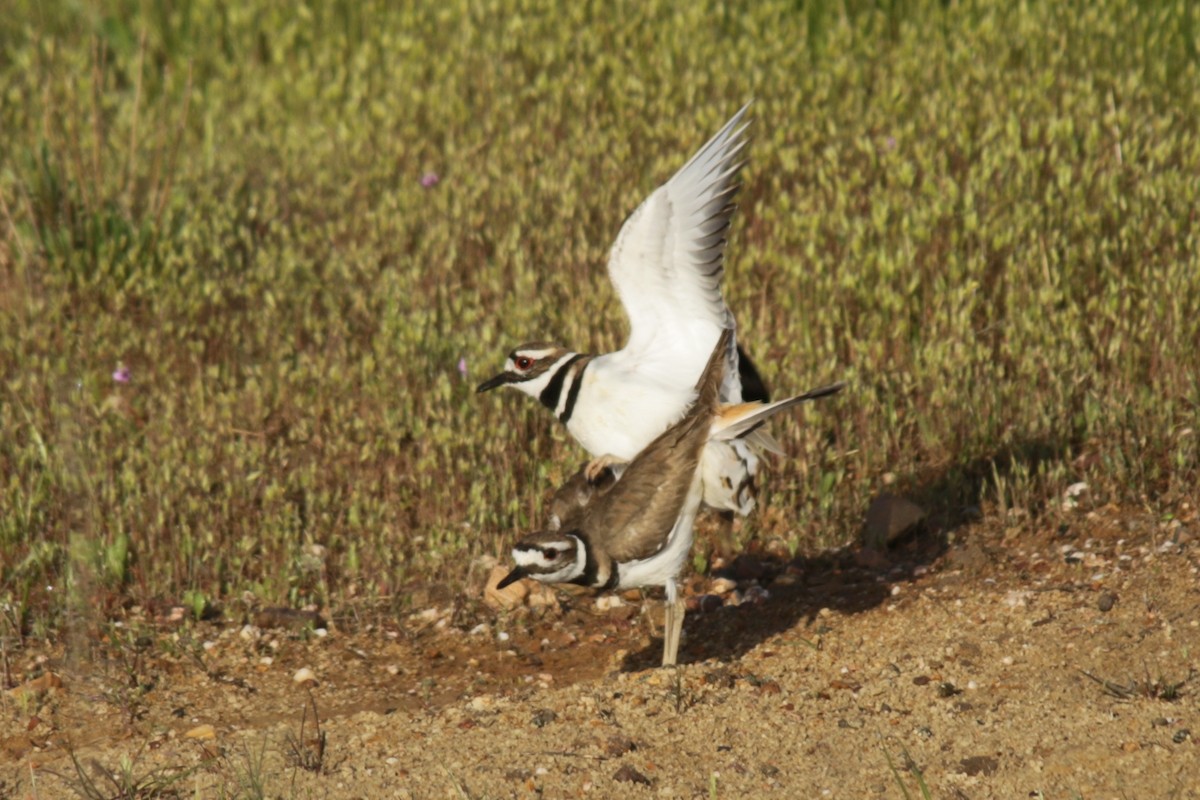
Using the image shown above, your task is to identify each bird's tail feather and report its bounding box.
[711,382,846,444]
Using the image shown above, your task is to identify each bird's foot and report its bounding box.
[584,454,625,486]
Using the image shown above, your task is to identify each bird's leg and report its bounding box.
[584,454,626,485]
[661,578,684,667]
[662,599,676,667]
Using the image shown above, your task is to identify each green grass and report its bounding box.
[1,0,1198,634]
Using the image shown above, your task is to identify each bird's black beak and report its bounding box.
[495,566,526,590]
[476,372,514,394]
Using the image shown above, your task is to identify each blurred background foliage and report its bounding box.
[1,0,1197,634]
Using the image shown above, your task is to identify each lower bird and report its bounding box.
[496,330,844,667]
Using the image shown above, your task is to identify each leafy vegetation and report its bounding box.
[2,0,1197,635]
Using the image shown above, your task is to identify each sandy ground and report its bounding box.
[2,504,1198,799]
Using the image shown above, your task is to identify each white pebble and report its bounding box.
[710,577,738,594]
[595,595,625,611]
[292,667,318,686]
[497,631,510,642]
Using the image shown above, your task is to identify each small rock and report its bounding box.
[957,755,998,776]
[253,607,325,631]
[531,709,557,728]
[946,541,989,571]
[1097,592,1117,612]
[703,667,737,689]
[484,565,529,610]
[1173,729,1191,744]
[605,736,637,757]
[1061,481,1088,510]
[185,724,217,741]
[770,572,800,587]
[411,607,441,624]
[526,583,560,611]
[1003,590,1032,609]
[292,667,318,687]
[612,764,651,785]
[709,577,738,595]
[863,494,926,548]
[686,594,724,613]
[742,585,770,605]
[595,595,626,612]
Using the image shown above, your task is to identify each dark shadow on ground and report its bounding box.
[619,436,1078,671]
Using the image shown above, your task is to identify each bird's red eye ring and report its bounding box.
[515,356,534,371]
[542,548,558,560]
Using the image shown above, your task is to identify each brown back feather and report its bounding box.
[568,330,730,562]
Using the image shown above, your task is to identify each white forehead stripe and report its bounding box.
[516,347,559,361]
[512,548,551,568]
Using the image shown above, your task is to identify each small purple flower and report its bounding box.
[884,136,897,152]
[420,171,440,189]
[457,357,468,378]
[112,365,131,384]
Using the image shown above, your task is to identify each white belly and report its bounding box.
[564,356,759,516]
[564,357,695,460]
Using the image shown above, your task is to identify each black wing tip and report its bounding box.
[799,381,848,401]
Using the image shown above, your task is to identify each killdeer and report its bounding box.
[479,103,777,517]
[496,330,844,666]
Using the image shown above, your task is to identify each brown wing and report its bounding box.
[575,330,730,562]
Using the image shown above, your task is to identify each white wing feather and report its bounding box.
[605,103,752,401]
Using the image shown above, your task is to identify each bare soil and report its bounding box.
[3,504,1198,799]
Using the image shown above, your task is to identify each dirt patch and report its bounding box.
[2,506,1198,798]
